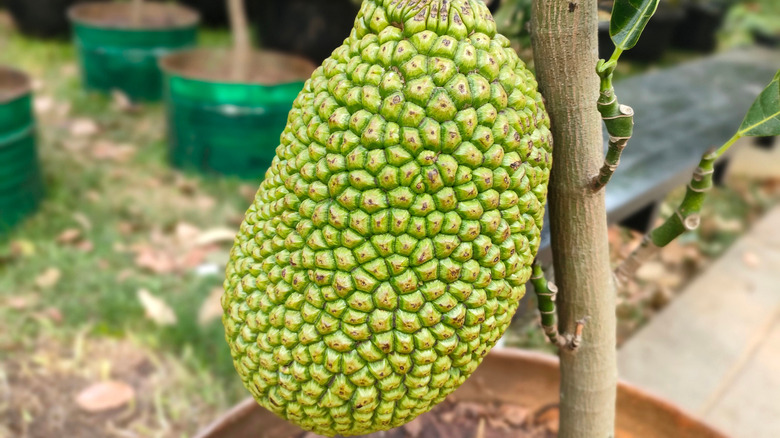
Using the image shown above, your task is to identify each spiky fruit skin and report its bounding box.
[222,0,551,436]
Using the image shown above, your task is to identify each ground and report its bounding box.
[1,8,779,438]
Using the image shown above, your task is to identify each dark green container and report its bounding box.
[69,2,199,101]
[0,66,44,235]
[160,49,315,179]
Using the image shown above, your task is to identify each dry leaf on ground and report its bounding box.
[194,228,236,246]
[35,268,62,289]
[34,96,54,114]
[635,261,668,283]
[91,140,136,162]
[198,288,224,326]
[69,118,99,137]
[134,247,176,274]
[10,239,36,257]
[137,289,177,326]
[6,295,38,310]
[75,381,135,413]
[57,228,82,245]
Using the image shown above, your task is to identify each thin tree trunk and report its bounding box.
[131,0,144,26]
[228,0,251,82]
[531,1,617,437]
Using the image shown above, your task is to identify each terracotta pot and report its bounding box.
[195,349,726,438]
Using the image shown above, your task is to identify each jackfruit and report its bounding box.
[222,0,552,436]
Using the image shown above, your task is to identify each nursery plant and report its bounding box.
[160,0,315,178]
[221,0,780,436]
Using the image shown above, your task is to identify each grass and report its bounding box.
[0,24,255,415]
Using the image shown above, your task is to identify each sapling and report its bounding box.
[531,0,780,435]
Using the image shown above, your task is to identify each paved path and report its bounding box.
[618,201,780,437]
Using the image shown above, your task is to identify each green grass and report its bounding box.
[0,27,253,399]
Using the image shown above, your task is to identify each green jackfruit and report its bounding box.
[222,0,552,436]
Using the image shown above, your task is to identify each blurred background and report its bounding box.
[0,0,778,437]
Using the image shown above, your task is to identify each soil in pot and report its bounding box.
[672,2,729,53]
[195,349,726,438]
[294,398,559,438]
[599,1,686,62]
[5,0,108,38]
[68,2,199,101]
[0,66,44,233]
[160,49,316,179]
[254,0,360,65]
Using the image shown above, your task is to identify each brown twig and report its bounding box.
[131,0,144,27]
[227,0,251,82]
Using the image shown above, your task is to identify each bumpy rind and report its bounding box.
[222,0,552,436]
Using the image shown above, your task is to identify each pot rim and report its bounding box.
[159,48,317,87]
[0,65,31,105]
[68,2,200,31]
[194,348,729,438]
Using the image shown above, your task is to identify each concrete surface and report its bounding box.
[619,205,780,437]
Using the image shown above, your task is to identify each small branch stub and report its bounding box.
[593,59,635,191]
[530,262,588,352]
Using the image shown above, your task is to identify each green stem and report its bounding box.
[592,59,634,191]
[530,262,565,348]
[615,149,718,285]
[716,133,742,158]
[609,48,623,66]
[530,262,586,350]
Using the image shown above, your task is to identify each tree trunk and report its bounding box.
[228,0,251,82]
[131,0,144,26]
[531,1,617,437]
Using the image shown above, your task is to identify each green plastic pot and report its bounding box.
[68,2,199,101]
[0,66,43,234]
[160,49,316,179]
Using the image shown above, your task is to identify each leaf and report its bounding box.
[737,70,780,137]
[134,247,176,274]
[198,287,225,326]
[35,268,61,289]
[69,118,99,137]
[137,289,177,326]
[56,228,82,245]
[610,0,660,51]
[75,381,135,412]
[194,228,237,246]
[91,140,136,162]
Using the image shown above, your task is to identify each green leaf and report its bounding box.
[738,70,780,137]
[610,0,660,51]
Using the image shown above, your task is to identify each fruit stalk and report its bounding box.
[531,0,618,436]
[228,0,251,82]
[593,59,634,191]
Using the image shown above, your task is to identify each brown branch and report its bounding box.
[131,0,144,26]
[228,0,251,82]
